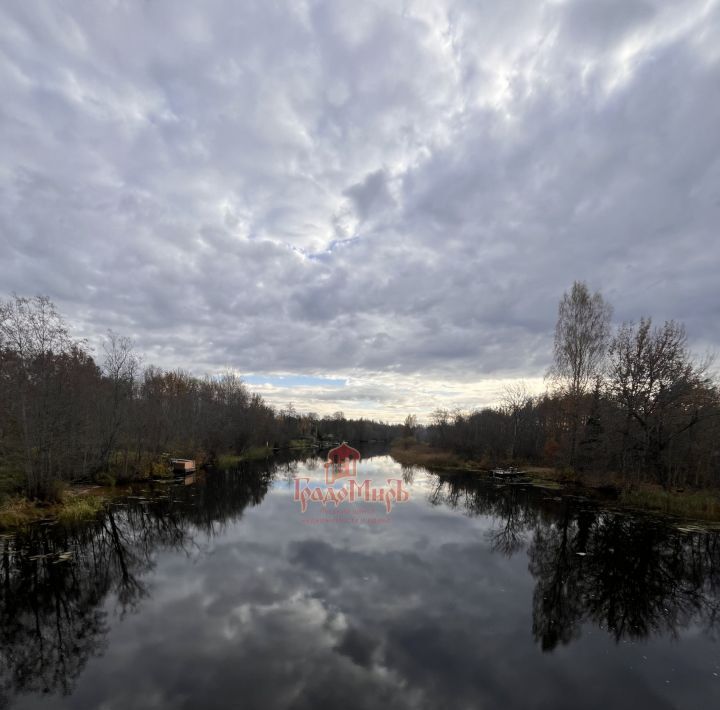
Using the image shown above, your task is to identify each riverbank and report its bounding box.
[0,444,319,530]
[390,440,720,523]
[0,488,109,530]
[216,440,318,468]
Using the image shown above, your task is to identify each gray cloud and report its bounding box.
[1,0,718,418]
[343,169,396,221]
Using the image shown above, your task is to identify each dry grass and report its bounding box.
[390,440,466,469]
[217,447,272,469]
[0,497,42,529]
[391,441,720,522]
[524,466,580,483]
[217,453,243,469]
[55,494,106,525]
[0,490,108,530]
[619,486,720,522]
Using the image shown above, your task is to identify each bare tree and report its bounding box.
[0,295,86,497]
[551,282,612,465]
[607,318,715,484]
[0,295,73,360]
[502,381,532,460]
[99,331,140,473]
[403,414,418,437]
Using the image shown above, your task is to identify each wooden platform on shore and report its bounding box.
[171,458,196,473]
[488,468,528,481]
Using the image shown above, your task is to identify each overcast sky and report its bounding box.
[1,1,719,421]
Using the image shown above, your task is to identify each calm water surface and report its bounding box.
[1,453,719,709]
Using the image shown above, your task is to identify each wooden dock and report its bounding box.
[171,458,196,473]
[488,467,528,482]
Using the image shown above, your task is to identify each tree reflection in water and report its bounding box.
[429,472,720,652]
[1,459,720,707]
[0,460,278,706]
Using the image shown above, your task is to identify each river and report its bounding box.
[1,451,719,709]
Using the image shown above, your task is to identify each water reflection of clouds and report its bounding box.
[5,456,720,710]
[74,531,526,709]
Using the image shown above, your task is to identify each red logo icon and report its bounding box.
[324,442,361,484]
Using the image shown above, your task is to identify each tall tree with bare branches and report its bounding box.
[551,282,612,465]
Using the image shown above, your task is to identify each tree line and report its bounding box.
[0,295,401,500]
[423,281,719,488]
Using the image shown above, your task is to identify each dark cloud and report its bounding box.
[1,0,718,418]
[343,170,396,221]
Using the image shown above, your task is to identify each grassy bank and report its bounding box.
[216,441,317,469]
[0,488,108,530]
[0,445,285,529]
[216,446,273,468]
[390,439,479,470]
[618,487,720,521]
[391,440,720,523]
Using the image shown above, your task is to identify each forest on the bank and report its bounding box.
[3,282,719,501]
[0,295,401,500]
[421,282,719,488]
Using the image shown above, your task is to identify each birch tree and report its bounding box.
[551,282,612,465]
